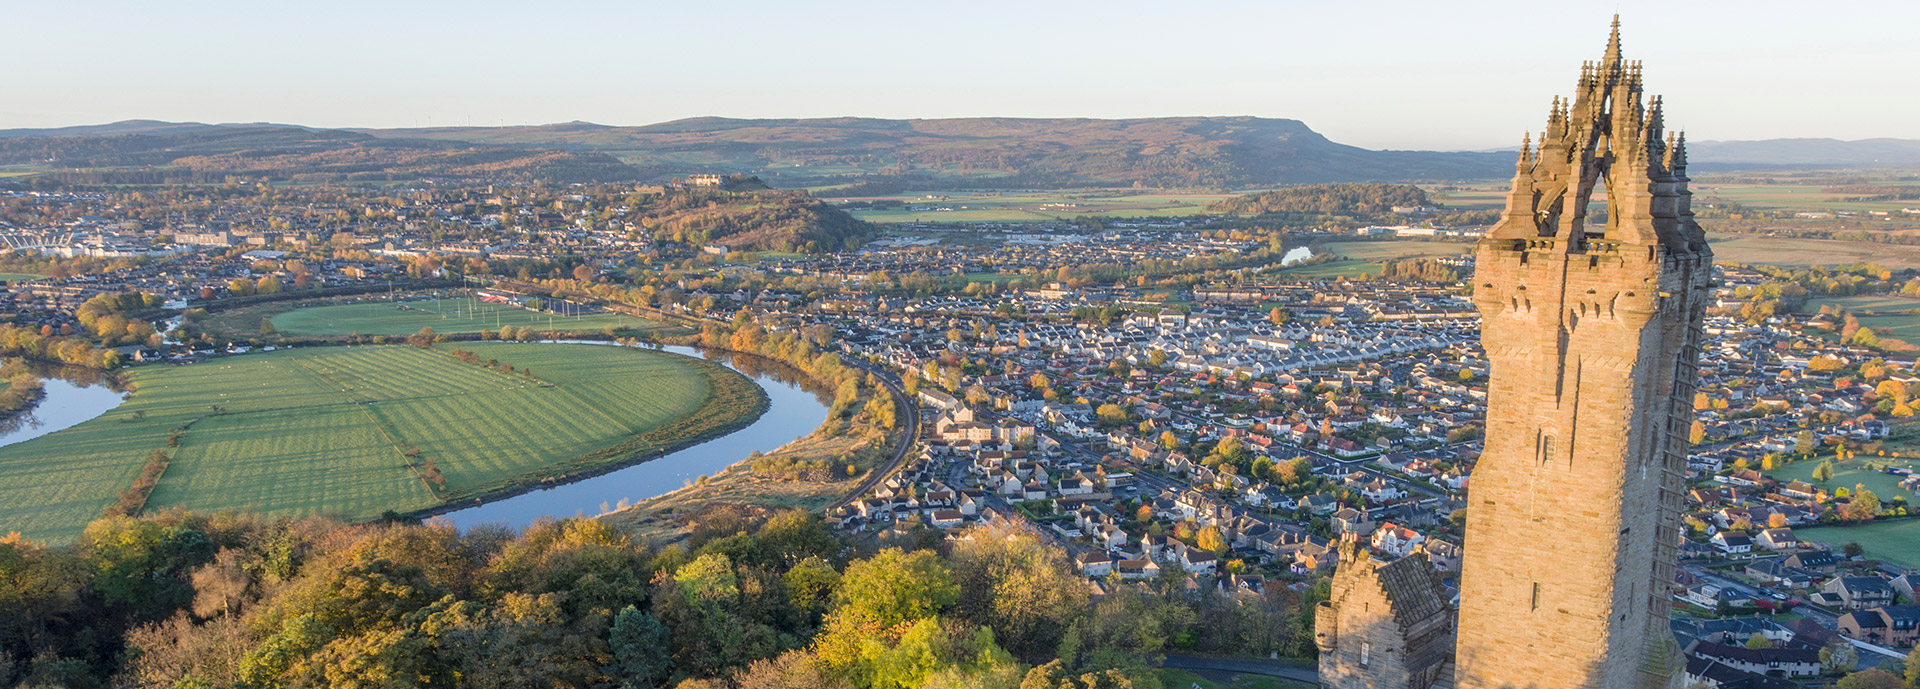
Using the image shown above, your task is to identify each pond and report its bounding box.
[439,344,833,530]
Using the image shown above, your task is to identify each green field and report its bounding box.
[1322,240,1471,261]
[1764,456,1919,499]
[1694,177,1920,215]
[0,272,45,282]
[1794,520,1920,569]
[0,343,761,543]
[1278,259,1382,279]
[1159,668,1312,689]
[267,300,672,337]
[1809,295,1920,340]
[1424,184,1507,211]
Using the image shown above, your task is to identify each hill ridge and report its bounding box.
[4,117,1916,187]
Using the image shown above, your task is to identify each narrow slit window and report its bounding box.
[1531,582,1541,611]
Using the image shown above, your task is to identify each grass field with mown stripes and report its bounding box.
[0,343,761,543]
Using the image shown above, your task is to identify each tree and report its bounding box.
[1834,668,1903,689]
[1147,350,1167,367]
[1842,489,1881,521]
[256,274,283,294]
[948,522,1090,662]
[1267,307,1287,326]
[814,548,959,675]
[1876,379,1910,404]
[607,605,674,687]
[1022,659,1154,688]
[259,318,276,335]
[1210,437,1246,467]
[1796,430,1817,457]
[1843,542,1865,559]
[1196,527,1227,555]
[190,548,252,619]
[784,557,842,626]
[827,547,956,634]
[1689,420,1706,446]
[1814,459,1836,484]
[732,651,844,689]
[1096,404,1128,426]
[1820,641,1859,673]
[1744,633,1773,649]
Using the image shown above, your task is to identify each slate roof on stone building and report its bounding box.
[1376,552,1448,631]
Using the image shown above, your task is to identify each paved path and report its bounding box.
[1161,654,1319,685]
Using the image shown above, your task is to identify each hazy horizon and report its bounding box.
[5,0,1916,150]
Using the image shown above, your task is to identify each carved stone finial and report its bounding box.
[1604,13,1622,65]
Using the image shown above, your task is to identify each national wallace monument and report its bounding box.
[1316,18,1713,689]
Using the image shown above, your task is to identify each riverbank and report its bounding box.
[407,344,771,523]
[597,414,894,543]
[596,349,907,544]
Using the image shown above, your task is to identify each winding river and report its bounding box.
[0,370,127,450]
[439,344,832,530]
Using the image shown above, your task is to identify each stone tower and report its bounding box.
[1453,17,1710,689]
[1315,539,1455,689]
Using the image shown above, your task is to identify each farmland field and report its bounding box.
[1794,521,1920,569]
[1809,295,1920,340]
[0,343,763,543]
[266,300,675,336]
[1322,240,1471,261]
[1694,178,1920,215]
[1709,236,1920,270]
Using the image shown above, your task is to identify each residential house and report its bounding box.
[1823,576,1896,611]
[1837,605,1920,647]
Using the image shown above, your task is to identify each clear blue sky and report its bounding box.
[4,0,1913,150]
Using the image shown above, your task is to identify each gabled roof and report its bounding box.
[1375,552,1449,631]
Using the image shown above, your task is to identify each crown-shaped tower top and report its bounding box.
[1484,17,1707,255]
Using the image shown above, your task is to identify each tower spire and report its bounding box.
[1603,14,1622,66]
